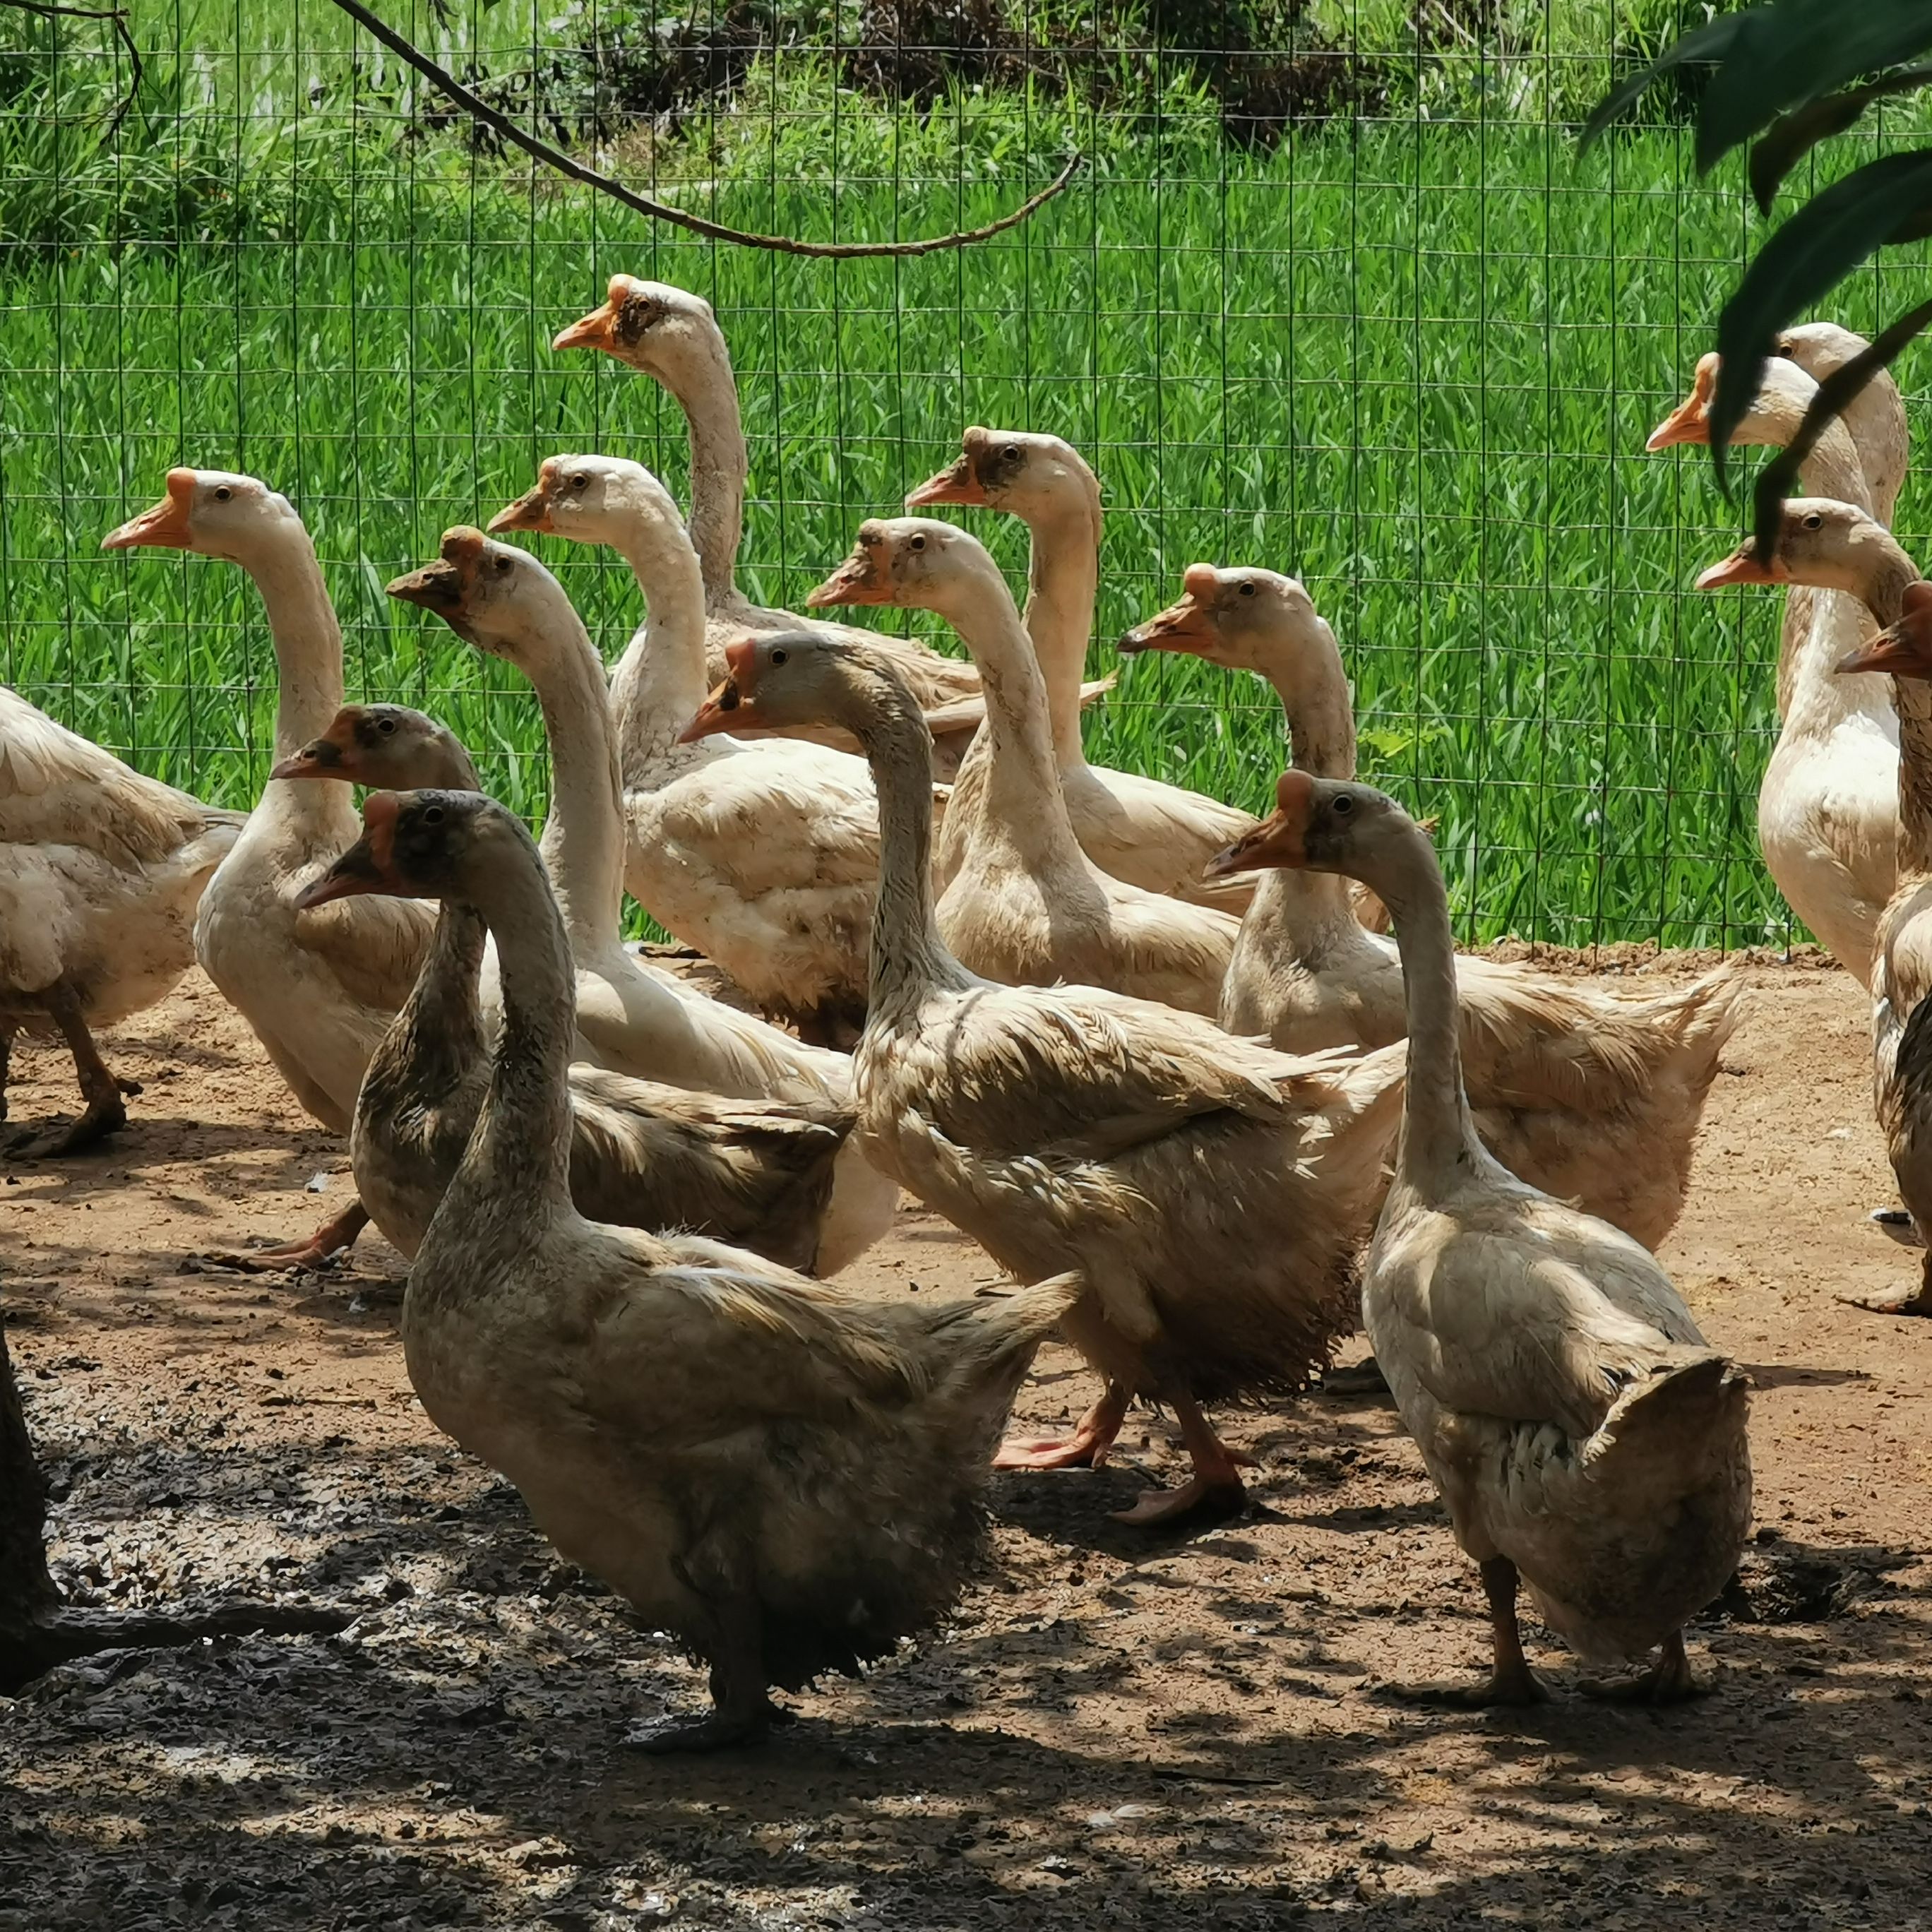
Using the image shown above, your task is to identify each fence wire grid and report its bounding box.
[2,1,1926,951]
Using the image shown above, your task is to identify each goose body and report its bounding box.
[0,687,242,1150]
[681,630,1406,1526]
[1222,770,1751,1701]
[1655,356,1898,986]
[489,460,905,1045]
[907,428,1260,912]
[810,519,1239,1018]
[1123,564,1741,1249]
[278,705,876,1275]
[301,785,1073,1748]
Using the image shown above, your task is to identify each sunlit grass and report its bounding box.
[3,103,1927,948]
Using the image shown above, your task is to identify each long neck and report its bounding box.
[1020,490,1102,770]
[848,672,971,1010]
[1244,621,1364,946]
[241,532,346,761]
[1832,534,1932,876]
[1373,824,1484,1193]
[501,599,628,948]
[367,902,489,1104]
[605,506,713,773]
[936,565,1087,874]
[664,338,749,609]
[1773,425,1871,712]
[459,849,578,1211]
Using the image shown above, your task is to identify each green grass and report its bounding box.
[3,83,1929,949]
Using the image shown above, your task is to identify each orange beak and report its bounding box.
[1837,582,1932,677]
[101,467,197,551]
[1204,770,1316,877]
[807,545,888,607]
[1696,545,1787,590]
[270,711,361,782]
[294,792,404,908]
[1119,564,1222,656]
[1646,357,1718,452]
[551,276,626,354]
[387,528,487,620]
[906,448,984,508]
[487,481,553,535]
[678,637,761,743]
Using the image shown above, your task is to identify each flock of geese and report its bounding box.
[0,282,1921,1749]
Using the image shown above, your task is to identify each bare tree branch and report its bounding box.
[326,0,1083,259]
[0,0,143,134]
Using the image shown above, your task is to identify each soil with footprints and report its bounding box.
[1,953,1928,1931]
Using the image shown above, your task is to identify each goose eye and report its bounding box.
[377,717,396,734]
[1332,793,1355,817]
[494,554,513,572]
[908,534,926,551]
[1001,445,1021,463]
[422,804,445,825]
[770,646,789,667]
[1238,580,1256,597]
[1803,511,1823,530]
[213,485,232,502]
[571,475,589,491]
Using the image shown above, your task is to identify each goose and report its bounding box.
[100,467,434,1265]
[272,705,887,1274]
[299,783,1076,1748]
[1,687,242,1154]
[1703,500,1932,1306]
[681,631,1406,1526]
[551,276,1007,775]
[1213,771,1751,1703]
[474,479,885,1045]
[1121,564,1743,1250]
[809,519,1239,1017]
[1653,360,1897,986]
[1774,321,1909,525]
[906,427,1260,912]
[386,523,871,1089]
[1833,584,1932,1316]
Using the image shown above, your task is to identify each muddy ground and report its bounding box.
[1,957,1929,1931]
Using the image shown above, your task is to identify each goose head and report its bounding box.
[1205,769,1412,880]
[387,527,579,670]
[806,516,1004,621]
[101,467,306,563]
[906,427,1100,527]
[678,631,919,746]
[1837,580,1932,679]
[489,453,686,556]
[1119,563,1324,675]
[1695,498,1892,596]
[296,788,532,911]
[551,274,717,380]
[270,703,479,791]
[1774,320,1907,513]
[1647,352,1843,453]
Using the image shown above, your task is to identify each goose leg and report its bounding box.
[213,1200,371,1272]
[1385,1556,1549,1707]
[0,1024,12,1123]
[628,1594,783,1753]
[8,979,131,1158]
[1111,1389,1254,1527]
[994,1382,1130,1471]
[1580,1628,1703,1705]
[1838,1249,1932,1317]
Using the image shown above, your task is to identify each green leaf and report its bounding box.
[1749,297,1932,557]
[1748,63,1932,213]
[1579,9,1751,154]
[1696,0,1932,175]
[1709,148,1932,489]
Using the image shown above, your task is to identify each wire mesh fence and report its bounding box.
[1,1,1924,950]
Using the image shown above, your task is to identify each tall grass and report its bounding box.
[3,47,1930,948]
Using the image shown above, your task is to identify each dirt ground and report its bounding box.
[2,956,1930,1931]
